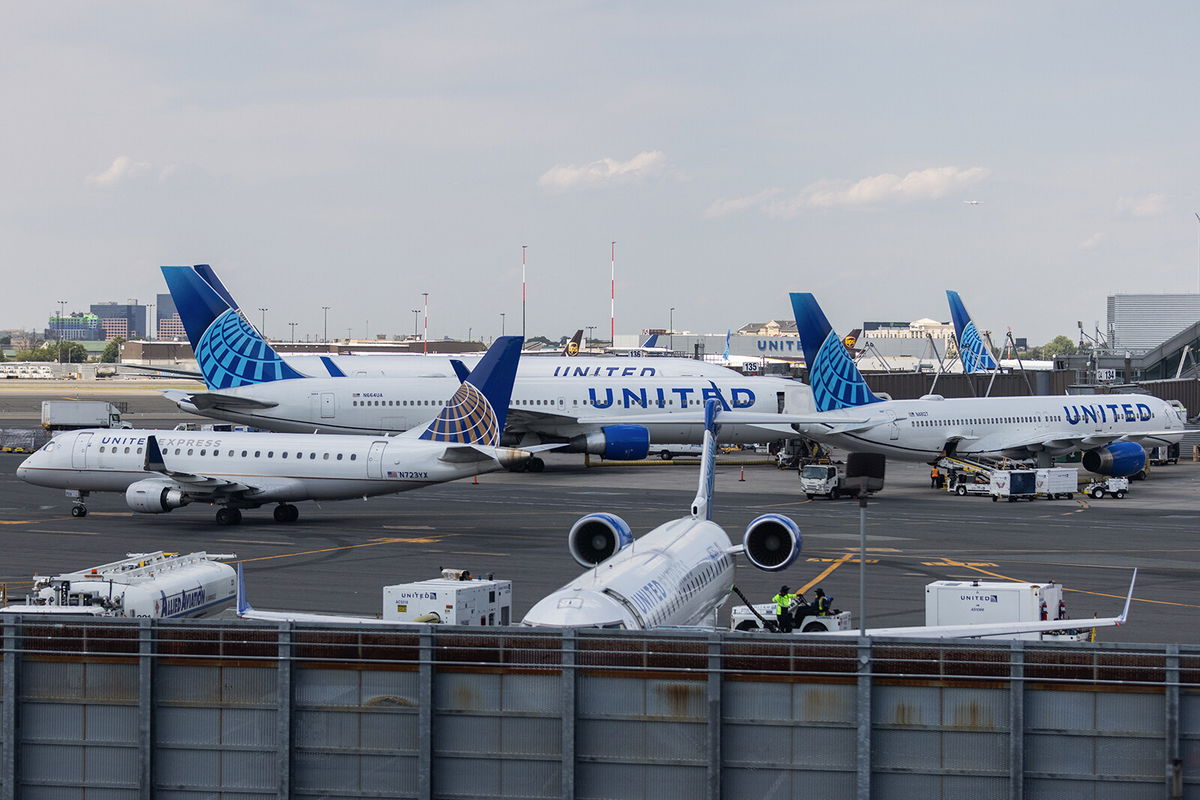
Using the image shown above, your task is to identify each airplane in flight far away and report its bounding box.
[784,293,1185,473]
[156,265,818,467]
[17,337,539,525]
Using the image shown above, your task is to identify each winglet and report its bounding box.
[144,435,167,473]
[946,290,999,373]
[690,399,720,520]
[319,356,346,378]
[418,336,523,446]
[449,359,471,383]
[561,330,583,357]
[1116,568,1137,625]
[236,562,252,615]
[642,333,659,349]
[789,293,884,412]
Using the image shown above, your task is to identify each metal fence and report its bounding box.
[1,618,1196,800]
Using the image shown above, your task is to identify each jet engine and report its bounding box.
[568,513,634,567]
[125,480,191,514]
[575,426,651,461]
[1081,442,1146,477]
[742,514,802,572]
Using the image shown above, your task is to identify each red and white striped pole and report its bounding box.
[610,241,616,344]
[521,245,527,341]
[422,292,429,354]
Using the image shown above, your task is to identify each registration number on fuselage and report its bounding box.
[386,471,429,479]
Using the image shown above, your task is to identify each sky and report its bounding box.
[4,2,1200,346]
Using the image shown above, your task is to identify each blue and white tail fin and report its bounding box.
[789,292,884,412]
[236,562,252,615]
[690,399,720,520]
[642,333,660,348]
[161,265,305,389]
[946,290,999,373]
[416,336,523,446]
[193,263,241,312]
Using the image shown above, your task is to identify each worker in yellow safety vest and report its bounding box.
[772,585,797,633]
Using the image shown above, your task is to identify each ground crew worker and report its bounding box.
[930,466,941,488]
[815,588,833,616]
[772,585,797,632]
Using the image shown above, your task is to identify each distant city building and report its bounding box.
[735,320,797,336]
[90,302,147,341]
[862,318,954,339]
[45,313,100,341]
[156,293,186,340]
[1107,294,1200,353]
[99,317,129,340]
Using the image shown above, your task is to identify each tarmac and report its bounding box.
[0,378,1197,644]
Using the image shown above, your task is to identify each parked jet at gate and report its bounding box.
[785,293,1185,473]
[157,265,817,464]
[522,400,804,629]
[17,338,537,524]
[946,290,999,374]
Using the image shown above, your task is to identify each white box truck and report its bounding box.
[925,580,1087,641]
[41,400,131,430]
[382,569,512,625]
[1035,467,1078,500]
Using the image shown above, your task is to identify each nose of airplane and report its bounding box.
[15,455,31,481]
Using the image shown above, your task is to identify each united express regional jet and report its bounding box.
[17,338,537,524]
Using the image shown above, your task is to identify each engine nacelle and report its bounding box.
[742,514,802,572]
[577,426,650,461]
[125,480,190,514]
[568,513,634,568]
[1081,442,1146,477]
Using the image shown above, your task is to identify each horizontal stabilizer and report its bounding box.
[187,393,279,411]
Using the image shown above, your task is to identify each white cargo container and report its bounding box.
[1,551,236,618]
[988,469,1038,501]
[382,569,512,625]
[925,580,1086,641]
[1035,467,1078,499]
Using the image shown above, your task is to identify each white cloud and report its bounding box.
[537,150,666,192]
[86,155,153,186]
[1118,193,1168,218]
[708,166,991,219]
[1079,232,1106,249]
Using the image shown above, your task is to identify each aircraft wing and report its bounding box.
[987,430,1182,454]
[504,408,579,427]
[119,363,205,380]
[185,392,279,411]
[577,410,875,428]
[821,570,1136,639]
[143,435,255,496]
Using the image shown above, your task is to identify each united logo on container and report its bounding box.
[418,382,499,445]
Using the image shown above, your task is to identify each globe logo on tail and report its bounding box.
[419,382,500,445]
[196,309,301,389]
[809,331,882,412]
[958,321,997,373]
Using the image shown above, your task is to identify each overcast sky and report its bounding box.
[5,2,1199,345]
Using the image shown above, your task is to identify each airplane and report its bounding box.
[234,563,401,625]
[521,399,803,629]
[156,265,818,467]
[605,332,673,356]
[16,337,541,524]
[561,330,583,357]
[946,290,999,373]
[783,292,1186,472]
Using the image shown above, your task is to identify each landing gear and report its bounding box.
[215,507,243,526]
[71,505,88,518]
[273,504,299,523]
[527,457,545,473]
[66,490,88,518]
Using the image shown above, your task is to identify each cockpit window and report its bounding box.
[42,441,56,453]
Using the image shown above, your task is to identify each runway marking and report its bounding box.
[798,552,855,594]
[922,561,997,567]
[0,520,35,525]
[27,529,98,536]
[381,525,436,530]
[445,551,509,557]
[933,556,1200,610]
[234,536,446,564]
[218,539,291,546]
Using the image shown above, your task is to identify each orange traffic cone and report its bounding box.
[739,466,746,482]
[473,474,478,485]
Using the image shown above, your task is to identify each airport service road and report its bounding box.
[0,452,1198,645]
[0,379,195,429]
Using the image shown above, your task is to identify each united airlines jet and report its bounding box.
[17,338,538,524]
[157,265,816,465]
[787,293,1185,474]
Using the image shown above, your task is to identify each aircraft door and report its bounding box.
[309,393,321,419]
[367,441,387,478]
[321,392,336,419]
[72,432,92,469]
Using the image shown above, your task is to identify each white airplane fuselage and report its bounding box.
[794,393,1185,460]
[522,517,737,629]
[17,428,522,504]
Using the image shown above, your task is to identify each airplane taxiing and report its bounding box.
[17,337,539,524]
[784,293,1185,472]
[158,265,817,465]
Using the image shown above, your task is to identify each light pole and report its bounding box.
[421,292,429,354]
[669,307,675,351]
[411,309,420,338]
[321,306,330,343]
[1194,212,1200,294]
[289,322,297,342]
[56,300,67,363]
[500,313,506,336]
[467,327,472,344]
[147,303,154,340]
[257,307,268,340]
[586,325,596,347]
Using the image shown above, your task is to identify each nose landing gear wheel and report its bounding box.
[273,504,299,523]
[71,505,88,518]
[216,507,242,525]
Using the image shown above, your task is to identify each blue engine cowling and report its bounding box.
[1081,442,1146,477]
[581,425,650,460]
[568,513,635,567]
[742,514,802,572]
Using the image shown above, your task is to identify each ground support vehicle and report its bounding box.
[730,602,853,633]
[947,471,992,497]
[1149,444,1180,466]
[1035,467,1078,500]
[383,569,512,626]
[1082,476,1129,499]
[926,579,1087,642]
[990,469,1038,502]
[799,464,864,499]
[41,400,130,430]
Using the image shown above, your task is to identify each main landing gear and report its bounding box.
[507,457,545,473]
[273,504,300,523]
[215,507,243,526]
[71,505,88,518]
